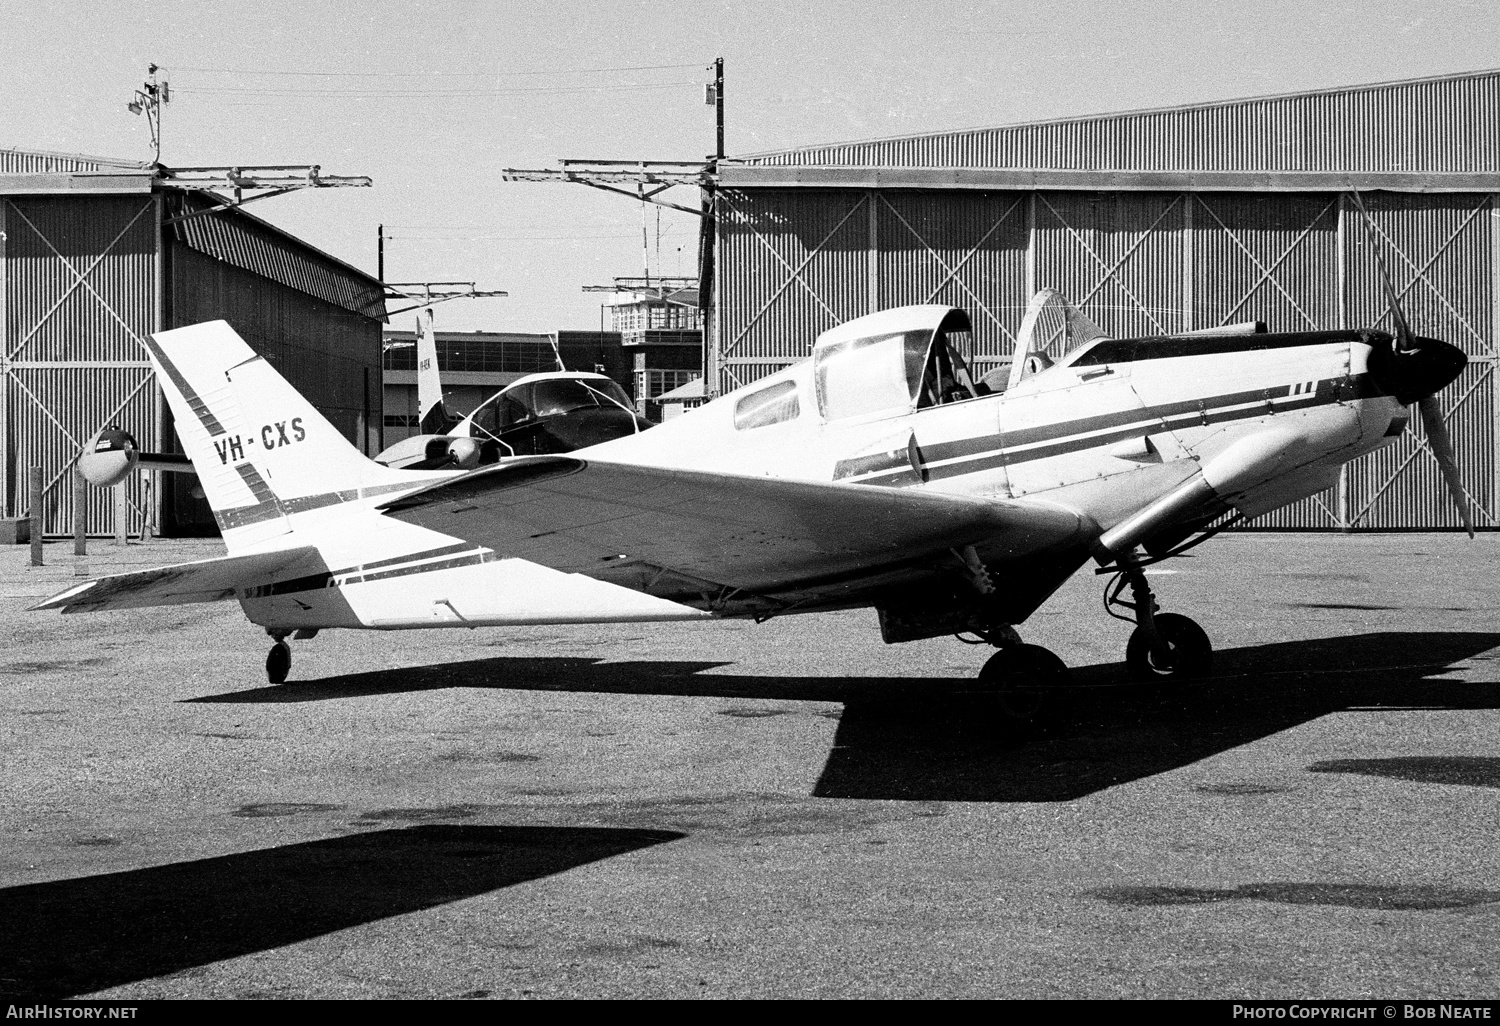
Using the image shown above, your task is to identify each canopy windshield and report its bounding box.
[917,309,980,407]
[529,378,631,417]
[466,377,633,439]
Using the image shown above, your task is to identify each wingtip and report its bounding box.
[28,580,96,612]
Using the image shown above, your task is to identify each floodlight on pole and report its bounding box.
[123,63,169,164]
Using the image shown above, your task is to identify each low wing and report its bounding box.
[379,457,1086,598]
[32,546,326,614]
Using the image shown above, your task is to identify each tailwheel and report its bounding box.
[977,643,1071,726]
[1125,612,1212,683]
[266,640,292,684]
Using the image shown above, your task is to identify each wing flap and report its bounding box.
[32,545,326,614]
[379,458,1086,593]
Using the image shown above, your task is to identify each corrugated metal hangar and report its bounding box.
[0,148,386,536]
[710,69,1500,530]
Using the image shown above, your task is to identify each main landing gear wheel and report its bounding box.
[1125,612,1212,683]
[266,640,292,684]
[977,643,1071,726]
[1105,557,1214,690]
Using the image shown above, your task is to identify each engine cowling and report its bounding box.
[1094,430,1306,560]
[436,436,483,469]
[373,433,492,471]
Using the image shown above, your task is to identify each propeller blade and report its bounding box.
[1382,272,1416,353]
[1349,191,1416,350]
[1416,394,1475,538]
[1354,192,1474,537]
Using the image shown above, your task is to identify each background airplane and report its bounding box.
[79,308,653,487]
[373,309,651,470]
[40,252,1469,719]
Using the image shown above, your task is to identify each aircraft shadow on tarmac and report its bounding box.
[189,630,1500,806]
[0,824,682,1000]
[1307,755,1500,788]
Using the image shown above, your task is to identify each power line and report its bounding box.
[173,61,707,78]
[174,81,701,99]
[386,224,668,231]
[385,219,677,229]
[387,232,674,241]
[390,224,690,234]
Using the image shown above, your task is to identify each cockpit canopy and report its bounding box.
[812,306,980,422]
[464,374,633,440]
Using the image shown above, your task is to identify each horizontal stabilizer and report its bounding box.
[138,452,195,473]
[32,546,326,614]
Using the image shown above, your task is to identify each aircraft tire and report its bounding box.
[976,643,1070,726]
[1126,613,1212,683]
[266,641,292,685]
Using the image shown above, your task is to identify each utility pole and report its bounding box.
[504,60,726,394]
[640,182,651,285]
[705,58,724,398]
[710,58,724,160]
[377,223,385,281]
[126,64,169,165]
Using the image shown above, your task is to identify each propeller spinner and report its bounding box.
[1351,192,1474,537]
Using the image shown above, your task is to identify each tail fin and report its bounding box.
[145,321,426,552]
[414,309,455,434]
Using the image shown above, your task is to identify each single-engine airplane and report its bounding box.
[37,272,1471,711]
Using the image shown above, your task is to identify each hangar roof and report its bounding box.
[0,147,154,193]
[720,68,1500,192]
[1,147,386,319]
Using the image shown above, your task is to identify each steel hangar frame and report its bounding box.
[0,150,385,538]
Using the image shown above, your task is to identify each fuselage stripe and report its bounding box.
[242,544,494,598]
[836,373,1383,486]
[217,479,437,530]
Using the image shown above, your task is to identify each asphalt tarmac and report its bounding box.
[2,532,1497,1000]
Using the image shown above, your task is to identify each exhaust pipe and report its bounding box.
[1094,430,1304,561]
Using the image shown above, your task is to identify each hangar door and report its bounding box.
[715,187,1496,531]
[716,189,1028,388]
[716,189,872,390]
[1339,193,1494,532]
[0,195,160,537]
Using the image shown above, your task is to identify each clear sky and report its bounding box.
[4,0,1497,332]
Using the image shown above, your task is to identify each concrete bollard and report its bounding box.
[113,482,128,548]
[140,470,153,543]
[73,469,87,556]
[29,466,43,567]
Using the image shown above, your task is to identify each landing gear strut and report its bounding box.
[1105,557,1213,683]
[966,626,1071,726]
[266,630,292,684]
